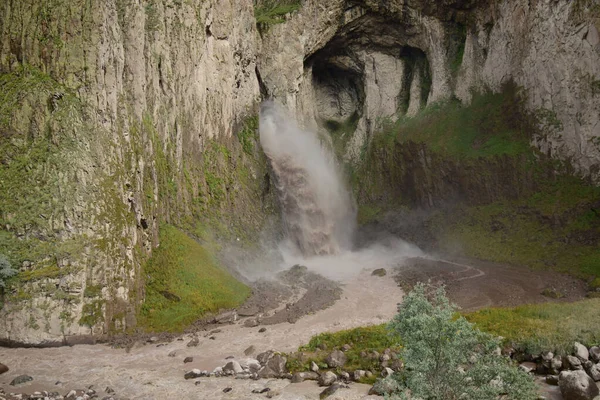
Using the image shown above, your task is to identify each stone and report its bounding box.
[575,342,590,361]
[369,378,398,396]
[353,370,367,381]
[148,336,159,343]
[381,367,394,378]
[258,354,287,378]
[223,387,232,393]
[252,388,271,394]
[187,337,199,347]
[183,356,193,363]
[326,350,347,368]
[259,327,267,333]
[10,375,33,386]
[318,371,337,386]
[519,362,537,373]
[291,371,319,383]
[319,383,343,399]
[587,24,600,47]
[589,364,600,381]
[372,268,387,277]
[244,345,256,356]
[195,381,202,386]
[339,371,350,381]
[184,369,202,380]
[168,350,177,357]
[546,375,559,385]
[105,387,115,394]
[257,350,274,365]
[266,389,281,398]
[0,363,8,375]
[559,370,599,400]
[590,347,600,363]
[565,355,583,370]
[311,361,319,372]
[244,359,262,373]
[224,361,243,374]
[213,367,223,375]
[542,351,554,362]
[550,356,564,374]
[244,318,259,328]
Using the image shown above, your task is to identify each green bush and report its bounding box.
[383,283,537,400]
[254,0,301,32]
[0,254,17,289]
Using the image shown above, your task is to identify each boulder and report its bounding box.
[353,370,367,381]
[243,358,261,373]
[184,369,202,380]
[369,378,397,396]
[318,371,337,386]
[546,375,559,385]
[0,363,8,375]
[223,361,243,374]
[339,371,350,381]
[244,345,256,356]
[559,370,599,400]
[319,383,343,399]
[381,367,394,378]
[257,350,274,365]
[372,268,387,277]
[311,361,319,372]
[258,354,287,378]
[590,347,600,363]
[575,342,590,361]
[183,356,193,363]
[589,364,600,382]
[10,375,33,386]
[565,355,584,370]
[550,355,563,374]
[291,371,319,383]
[326,350,347,368]
[519,362,537,373]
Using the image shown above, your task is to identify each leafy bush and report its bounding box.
[254,0,301,32]
[383,283,537,400]
[0,254,17,289]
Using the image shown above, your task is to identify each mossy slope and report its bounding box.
[138,224,250,332]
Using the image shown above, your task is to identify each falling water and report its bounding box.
[259,101,356,256]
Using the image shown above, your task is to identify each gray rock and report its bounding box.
[168,350,177,357]
[575,342,590,361]
[257,350,274,365]
[353,370,367,381]
[184,369,202,380]
[589,364,600,382]
[559,370,599,400]
[258,354,287,378]
[339,371,350,381]
[10,375,33,386]
[187,336,199,347]
[381,367,394,378]
[318,371,337,386]
[291,371,319,383]
[258,327,267,333]
[319,383,343,399]
[369,377,397,395]
[372,268,387,277]
[520,362,537,373]
[590,347,600,363]
[244,359,261,373]
[546,375,559,385]
[326,350,347,368]
[183,356,193,363]
[244,318,259,328]
[0,363,8,375]
[223,360,243,374]
[244,345,256,356]
[311,361,319,372]
[550,356,564,374]
[542,351,554,362]
[565,355,584,370]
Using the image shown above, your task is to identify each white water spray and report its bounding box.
[259,101,356,256]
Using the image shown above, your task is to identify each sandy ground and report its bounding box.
[0,269,400,400]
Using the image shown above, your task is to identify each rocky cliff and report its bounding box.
[0,0,599,344]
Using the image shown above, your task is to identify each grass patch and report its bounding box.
[236,115,259,155]
[323,112,359,159]
[375,82,531,159]
[254,0,301,32]
[138,224,250,332]
[287,325,401,384]
[465,299,600,355]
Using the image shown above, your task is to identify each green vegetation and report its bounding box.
[323,112,360,159]
[381,284,537,400]
[449,24,467,75]
[466,299,600,355]
[237,115,259,155]
[287,324,401,384]
[254,0,301,32]
[138,224,250,332]
[375,84,531,159]
[0,255,16,290]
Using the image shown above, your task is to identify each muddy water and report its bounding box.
[0,270,400,399]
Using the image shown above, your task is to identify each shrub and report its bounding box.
[0,254,17,289]
[384,283,537,400]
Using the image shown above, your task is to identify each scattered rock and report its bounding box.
[353,370,367,381]
[184,369,202,380]
[195,380,202,386]
[550,355,563,374]
[257,350,274,365]
[0,363,8,375]
[565,355,583,370]
[168,350,177,357]
[318,371,337,386]
[291,371,319,383]
[574,342,590,361]
[223,361,243,374]
[259,327,267,333]
[252,388,271,394]
[520,362,537,373]
[244,318,260,328]
[589,364,600,381]
[339,371,350,381]
[10,375,33,386]
[258,353,287,378]
[381,367,394,378]
[319,383,343,399]
[187,337,199,347]
[184,356,193,363]
[244,345,256,356]
[372,268,387,277]
[223,387,232,393]
[311,361,319,372]
[589,347,600,363]
[326,350,347,368]
[342,344,352,352]
[546,375,559,385]
[559,370,599,400]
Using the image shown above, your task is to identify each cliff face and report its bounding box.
[0,0,599,344]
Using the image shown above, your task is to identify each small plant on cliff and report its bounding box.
[380,283,537,400]
[254,0,301,33]
[0,255,17,300]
